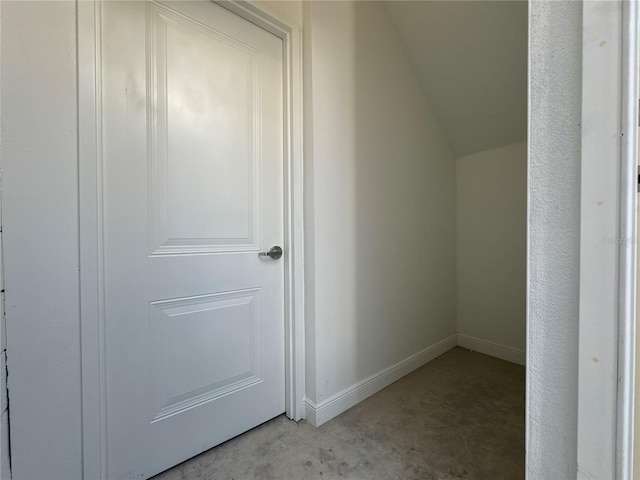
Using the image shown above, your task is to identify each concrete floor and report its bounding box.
[153,347,525,480]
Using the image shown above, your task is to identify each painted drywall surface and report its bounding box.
[528,1,582,479]
[384,1,527,158]
[302,0,317,403]
[251,1,302,25]
[456,141,526,355]
[304,1,457,405]
[2,2,82,479]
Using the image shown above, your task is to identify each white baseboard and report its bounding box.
[304,333,457,427]
[456,333,525,366]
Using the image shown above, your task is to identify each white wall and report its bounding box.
[2,2,82,479]
[303,1,457,423]
[528,1,582,478]
[456,141,526,364]
[0,0,8,476]
[252,1,301,26]
[383,1,527,158]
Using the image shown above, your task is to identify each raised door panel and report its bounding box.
[150,289,263,421]
[149,6,261,255]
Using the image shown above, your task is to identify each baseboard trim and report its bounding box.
[456,334,525,366]
[304,333,458,427]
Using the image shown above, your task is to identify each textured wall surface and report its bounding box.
[456,141,527,354]
[2,2,82,478]
[527,2,583,478]
[304,0,457,405]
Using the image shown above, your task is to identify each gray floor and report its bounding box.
[154,347,525,480]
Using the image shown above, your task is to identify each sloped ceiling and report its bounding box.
[384,1,528,158]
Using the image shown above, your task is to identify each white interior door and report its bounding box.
[101,1,284,477]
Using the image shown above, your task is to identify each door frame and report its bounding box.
[617,3,638,477]
[576,1,638,478]
[77,1,305,478]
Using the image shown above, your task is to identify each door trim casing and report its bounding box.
[77,1,305,478]
[576,2,638,478]
[616,1,638,476]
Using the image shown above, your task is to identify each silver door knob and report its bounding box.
[258,246,283,260]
